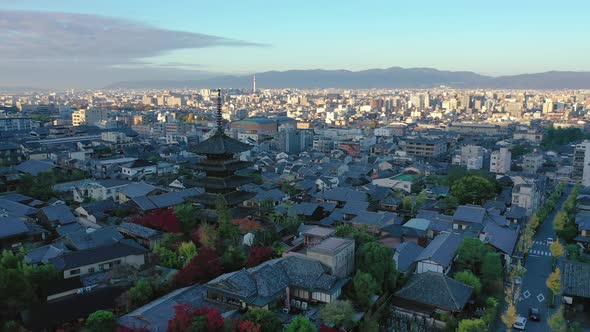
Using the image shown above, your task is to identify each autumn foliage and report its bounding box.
[319,324,340,332]
[132,208,182,233]
[247,246,274,267]
[168,303,224,332]
[174,247,223,287]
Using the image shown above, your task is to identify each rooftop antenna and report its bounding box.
[216,88,223,132]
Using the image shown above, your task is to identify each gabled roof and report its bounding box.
[25,243,70,265]
[481,222,518,256]
[15,159,56,176]
[351,211,399,228]
[504,206,527,219]
[118,222,160,240]
[341,201,370,215]
[40,204,76,225]
[318,187,367,202]
[394,241,424,272]
[119,182,161,198]
[395,271,473,312]
[415,232,462,267]
[453,205,486,224]
[63,226,124,251]
[49,239,147,270]
[0,216,29,238]
[0,198,38,218]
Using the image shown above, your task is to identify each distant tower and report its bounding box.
[253,75,256,94]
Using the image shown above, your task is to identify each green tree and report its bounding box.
[451,176,495,205]
[458,318,487,332]
[221,245,247,272]
[550,240,565,260]
[129,279,155,309]
[153,244,183,269]
[454,271,482,295]
[83,310,116,332]
[353,271,379,309]
[216,195,240,242]
[242,308,283,332]
[357,242,398,293]
[456,237,486,273]
[178,241,197,266]
[547,305,567,332]
[358,319,379,332]
[285,316,317,332]
[553,211,568,233]
[566,244,580,260]
[320,300,355,330]
[174,203,199,235]
[481,252,503,286]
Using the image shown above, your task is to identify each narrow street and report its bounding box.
[495,187,569,332]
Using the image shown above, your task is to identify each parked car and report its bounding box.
[547,238,554,245]
[529,307,540,321]
[513,316,527,330]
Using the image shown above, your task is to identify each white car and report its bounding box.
[513,316,527,330]
[547,238,554,245]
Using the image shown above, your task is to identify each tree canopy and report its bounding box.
[451,176,496,205]
[458,318,487,332]
[353,271,379,309]
[83,310,116,332]
[320,301,355,330]
[285,316,317,332]
[454,271,482,295]
[357,242,398,293]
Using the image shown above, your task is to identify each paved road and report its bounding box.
[496,187,569,332]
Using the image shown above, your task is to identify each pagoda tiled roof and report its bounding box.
[191,130,252,155]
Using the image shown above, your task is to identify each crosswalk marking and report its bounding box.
[529,249,552,256]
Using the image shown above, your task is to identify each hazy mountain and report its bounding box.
[106,67,590,90]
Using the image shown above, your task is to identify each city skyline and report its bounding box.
[1,0,589,88]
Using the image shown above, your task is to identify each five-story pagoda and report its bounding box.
[190,89,256,210]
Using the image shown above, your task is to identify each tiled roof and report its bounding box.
[453,205,486,224]
[0,216,29,238]
[41,204,77,225]
[562,260,590,299]
[394,241,424,272]
[191,130,252,155]
[49,239,147,270]
[415,232,462,268]
[395,271,473,311]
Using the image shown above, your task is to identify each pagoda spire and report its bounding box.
[216,88,223,133]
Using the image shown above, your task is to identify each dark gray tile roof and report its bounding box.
[49,239,147,270]
[415,232,462,268]
[41,204,77,225]
[394,241,424,272]
[318,187,367,202]
[206,256,344,307]
[562,260,590,299]
[0,198,38,218]
[25,243,70,265]
[453,205,486,224]
[118,222,160,239]
[482,222,518,256]
[0,216,29,238]
[342,201,370,215]
[119,182,160,198]
[395,271,473,311]
[64,226,124,250]
[15,159,56,176]
[504,206,527,219]
[351,211,398,227]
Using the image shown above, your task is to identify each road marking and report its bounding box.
[523,290,531,299]
[537,294,545,302]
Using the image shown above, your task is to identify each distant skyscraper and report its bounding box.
[253,75,256,93]
[573,140,590,186]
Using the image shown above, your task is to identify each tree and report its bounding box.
[553,211,568,233]
[247,246,274,267]
[451,176,495,205]
[357,242,398,293]
[221,245,247,272]
[129,279,155,309]
[132,208,183,233]
[353,271,379,309]
[546,268,562,296]
[153,244,183,269]
[167,304,224,332]
[194,222,218,247]
[358,319,379,332]
[456,237,486,273]
[550,240,564,260]
[175,247,223,287]
[179,241,198,266]
[454,271,482,295]
[481,252,503,293]
[84,310,116,332]
[320,301,355,330]
[566,244,580,260]
[501,301,517,331]
[216,195,240,242]
[285,316,317,332]
[174,203,199,235]
[238,320,262,332]
[242,308,283,332]
[547,305,567,332]
[458,318,487,332]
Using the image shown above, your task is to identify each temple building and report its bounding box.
[190,89,256,213]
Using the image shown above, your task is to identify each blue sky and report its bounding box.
[0,0,589,87]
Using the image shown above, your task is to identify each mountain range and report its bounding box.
[106,67,590,90]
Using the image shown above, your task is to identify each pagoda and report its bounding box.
[190,89,256,210]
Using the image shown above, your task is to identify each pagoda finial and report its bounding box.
[216,88,223,132]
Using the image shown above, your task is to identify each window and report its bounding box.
[70,269,81,276]
[88,267,95,273]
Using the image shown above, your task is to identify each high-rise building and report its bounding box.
[573,140,590,185]
[543,100,554,114]
[72,109,108,126]
[490,148,511,174]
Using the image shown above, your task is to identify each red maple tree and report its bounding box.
[247,246,274,267]
[319,324,340,332]
[167,304,224,332]
[174,247,223,287]
[131,208,182,233]
[238,320,262,332]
